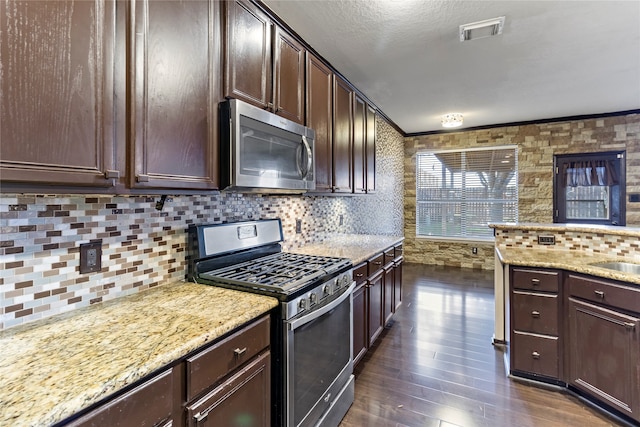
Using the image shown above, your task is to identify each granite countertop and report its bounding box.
[495,246,640,286]
[489,222,640,237]
[293,234,404,265]
[0,282,278,427]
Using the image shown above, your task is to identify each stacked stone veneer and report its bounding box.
[0,118,404,330]
[404,113,640,269]
[495,228,640,259]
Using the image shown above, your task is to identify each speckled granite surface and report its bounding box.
[490,222,640,237]
[0,282,278,427]
[496,247,640,286]
[293,234,404,265]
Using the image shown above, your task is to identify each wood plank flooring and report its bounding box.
[339,263,625,427]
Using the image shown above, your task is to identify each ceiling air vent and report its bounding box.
[459,16,505,42]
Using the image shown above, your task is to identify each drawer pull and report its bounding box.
[531,278,540,285]
[356,273,364,278]
[531,310,540,318]
[594,290,605,299]
[624,322,636,330]
[233,347,247,357]
[532,351,541,359]
[374,261,382,266]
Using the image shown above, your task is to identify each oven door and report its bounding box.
[285,282,355,427]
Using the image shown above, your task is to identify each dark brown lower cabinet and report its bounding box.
[61,315,271,427]
[65,367,179,427]
[185,351,271,427]
[352,280,368,367]
[393,258,403,311]
[568,297,640,421]
[367,270,384,346]
[383,265,394,325]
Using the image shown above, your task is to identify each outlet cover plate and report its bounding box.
[538,235,555,245]
[80,241,102,274]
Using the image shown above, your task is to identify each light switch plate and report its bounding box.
[538,235,555,245]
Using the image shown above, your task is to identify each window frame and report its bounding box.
[415,145,519,242]
[553,150,626,226]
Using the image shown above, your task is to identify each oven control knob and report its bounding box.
[341,275,350,286]
[323,284,331,295]
[298,299,307,311]
[309,293,317,305]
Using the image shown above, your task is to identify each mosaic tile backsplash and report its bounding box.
[0,118,404,330]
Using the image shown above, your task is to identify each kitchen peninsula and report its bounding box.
[490,223,640,425]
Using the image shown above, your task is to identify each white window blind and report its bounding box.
[416,146,518,240]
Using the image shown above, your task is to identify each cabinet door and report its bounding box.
[367,271,384,346]
[353,283,368,367]
[224,0,272,109]
[273,26,304,124]
[130,0,220,190]
[186,351,271,427]
[568,297,640,421]
[332,75,353,193]
[352,95,366,193]
[0,0,118,187]
[306,53,333,192]
[393,259,403,311]
[365,105,376,193]
[383,266,394,325]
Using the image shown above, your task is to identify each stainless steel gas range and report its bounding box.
[187,219,354,427]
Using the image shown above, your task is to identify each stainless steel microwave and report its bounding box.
[220,99,315,193]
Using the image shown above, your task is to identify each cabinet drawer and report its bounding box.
[511,331,559,379]
[368,254,384,277]
[512,291,559,335]
[568,274,640,314]
[354,262,367,286]
[66,368,174,427]
[186,315,270,401]
[394,244,403,260]
[384,248,395,267]
[512,268,559,292]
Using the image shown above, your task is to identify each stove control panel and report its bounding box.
[284,269,353,320]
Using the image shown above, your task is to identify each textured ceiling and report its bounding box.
[262,0,640,134]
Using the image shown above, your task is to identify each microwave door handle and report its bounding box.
[301,135,312,179]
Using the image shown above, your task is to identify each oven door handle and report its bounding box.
[288,282,355,331]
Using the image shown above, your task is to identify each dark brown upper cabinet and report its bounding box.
[0,0,118,188]
[129,0,221,190]
[365,104,377,193]
[273,27,305,124]
[305,53,333,193]
[224,0,305,125]
[332,75,354,193]
[353,95,367,193]
[224,0,272,110]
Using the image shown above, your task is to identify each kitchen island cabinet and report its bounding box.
[0,282,278,427]
[566,273,640,423]
[0,0,118,189]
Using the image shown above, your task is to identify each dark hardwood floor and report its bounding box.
[340,263,624,427]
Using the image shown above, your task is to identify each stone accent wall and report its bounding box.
[0,118,404,330]
[404,113,640,269]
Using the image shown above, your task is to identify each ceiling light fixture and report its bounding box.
[459,16,505,42]
[441,113,464,128]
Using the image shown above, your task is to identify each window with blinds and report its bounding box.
[416,146,518,240]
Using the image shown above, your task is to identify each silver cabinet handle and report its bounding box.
[594,290,605,298]
[532,351,540,359]
[233,347,247,357]
[531,310,540,318]
[531,278,540,285]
